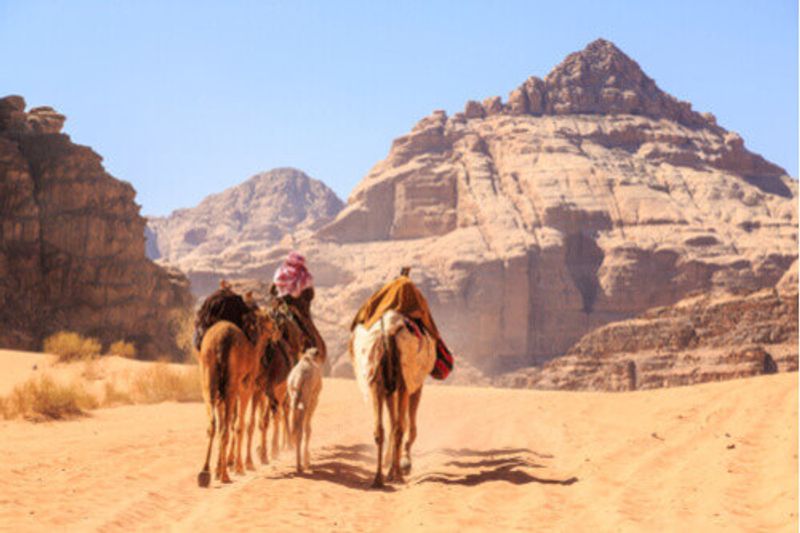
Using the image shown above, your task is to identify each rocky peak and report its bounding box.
[146,167,344,288]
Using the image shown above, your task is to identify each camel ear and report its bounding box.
[245,291,253,299]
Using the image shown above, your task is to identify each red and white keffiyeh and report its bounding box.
[273,251,313,298]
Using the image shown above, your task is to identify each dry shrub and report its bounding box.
[109,340,137,359]
[43,331,102,362]
[81,358,104,381]
[130,362,201,403]
[102,381,133,407]
[169,308,196,363]
[0,375,98,421]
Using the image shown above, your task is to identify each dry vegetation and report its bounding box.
[129,362,202,403]
[43,331,102,362]
[1,359,201,421]
[109,340,137,359]
[0,375,98,421]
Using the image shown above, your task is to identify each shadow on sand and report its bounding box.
[275,444,577,490]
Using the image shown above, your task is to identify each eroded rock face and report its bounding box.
[307,39,797,373]
[0,96,192,359]
[496,276,798,391]
[146,168,343,296]
[146,39,797,380]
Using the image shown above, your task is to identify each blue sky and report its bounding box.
[1,1,797,216]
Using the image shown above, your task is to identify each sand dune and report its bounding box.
[0,352,796,532]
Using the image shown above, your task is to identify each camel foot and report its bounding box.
[401,457,412,475]
[234,464,245,475]
[387,469,405,484]
[371,474,384,489]
[197,470,211,488]
[220,472,232,484]
[245,458,256,471]
[296,465,304,475]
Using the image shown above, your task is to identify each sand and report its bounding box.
[0,351,796,532]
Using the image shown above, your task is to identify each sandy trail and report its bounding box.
[0,369,796,532]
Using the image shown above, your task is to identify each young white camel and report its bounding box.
[287,347,324,473]
[349,310,436,488]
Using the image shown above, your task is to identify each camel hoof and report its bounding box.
[235,465,245,476]
[197,471,211,488]
[371,476,384,489]
[401,457,412,475]
[221,473,232,484]
[245,459,256,471]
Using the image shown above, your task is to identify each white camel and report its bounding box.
[349,310,436,487]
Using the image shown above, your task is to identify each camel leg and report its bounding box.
[262,399,272,464]
[234,389,249,475]
[282,397,292,450]
[370,385,385,489]
[402,388,422,474]
[216,401,232,483]
[256,394,269,464]
[245,392,258,471]
[270,399,281,459]
[293,403,304,473]
[227,401,238,467]
[198,400,215,487]
[387,389,407,483]
[304,395,318,469]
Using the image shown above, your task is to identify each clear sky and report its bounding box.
[1,0,797,216]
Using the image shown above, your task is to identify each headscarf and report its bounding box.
[273,251,313,298]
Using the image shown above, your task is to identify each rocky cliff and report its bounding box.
[306,39,797,375]
[0,96,193,359]
[146,168,343,296]
[496,261,798,390]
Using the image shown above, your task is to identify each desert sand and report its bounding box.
[0,351,796,532]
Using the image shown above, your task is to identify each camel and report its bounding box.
[245,336,294,468]
[349,310,436,488]
[287,347,324,473]
[196,309,280,487]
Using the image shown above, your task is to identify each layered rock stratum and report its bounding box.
[0,96,192,359]
[307,39,798,376]
[149,39,798,386]
[146,168,343,295]
[497,261,798,390]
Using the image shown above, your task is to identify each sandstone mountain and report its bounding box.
[301,39,797,378]
[150,39,798,386]
[146,168,343,295]
[0,96,192,359]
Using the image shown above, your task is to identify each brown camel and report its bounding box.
[349,310,436,488]
[196,309,280,487]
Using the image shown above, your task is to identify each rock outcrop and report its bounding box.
[146,39,798,384]
[0,96,193,359]
[146,168,343,296]
[496,266,798,390]
[303,39,797,374]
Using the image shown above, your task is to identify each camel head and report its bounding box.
[253,309,282,344]
[302,347,324,365]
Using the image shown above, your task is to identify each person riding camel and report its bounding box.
[351,267,454,379]
[269,251,326,362]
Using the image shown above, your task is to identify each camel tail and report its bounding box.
[216,330,234,399]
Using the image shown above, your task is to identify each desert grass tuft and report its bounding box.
[102,381,133,407]
[43,331,102,362]
[109,340,137,359]
[130,362,201,403]
[0,375,98,421]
